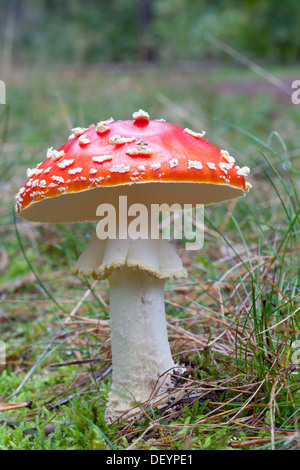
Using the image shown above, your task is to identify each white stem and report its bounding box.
[106,267,176,422]
[73,233,187,421]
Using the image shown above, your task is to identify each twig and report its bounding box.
[49,358,105,369]
[229,435,296,448]
[0,401,32,411]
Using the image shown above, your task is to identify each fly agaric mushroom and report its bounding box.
[16,110,251,422]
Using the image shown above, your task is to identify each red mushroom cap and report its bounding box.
[16,113,251,223]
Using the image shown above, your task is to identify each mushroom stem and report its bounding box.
[73,234,187,421]
[106,267,175,422]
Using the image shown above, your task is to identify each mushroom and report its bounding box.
[16,110,251,422]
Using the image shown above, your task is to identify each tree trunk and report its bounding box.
[137,0,155,62]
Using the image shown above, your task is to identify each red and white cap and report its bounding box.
[16,110,251,223]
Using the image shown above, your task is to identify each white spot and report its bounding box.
[96,123,110,133]
[184,128,206,138]
[97,117,114,126]
[92,155,113,163]
[68,133,75,140]
[32,180,39,188]
[57,159,75,169]
[109,164,130,173]
[80,176,87,181]
[49,182,58,188]
[138,165,145,171]
[15,187,25,201]
[30,191,45,199]
[44,167,52,174]
[68,168,83,175]
[72,127,85,137]
[188,160,203,170]
[47,147,65,161]
[89,177,104,184]
[206,162,216,170]
[169,158,178,168]
[237,166,251,176]
[78,135,91,145]
[51,176,65,183]
[150,163,161,170]
[132,109,150,121]
[126,147,152,156]
[155,118,166,122]
[219,162,233,173]
[27,167,43,178]
[245,182,252,192]
[221,150,236,164]
[89,168,97,174]
[39,180,47,188]
[109,134,135,145]
[220,149,230,158]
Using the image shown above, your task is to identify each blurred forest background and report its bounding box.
[0,0,300,67]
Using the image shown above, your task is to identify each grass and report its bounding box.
[0,62,299,450]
